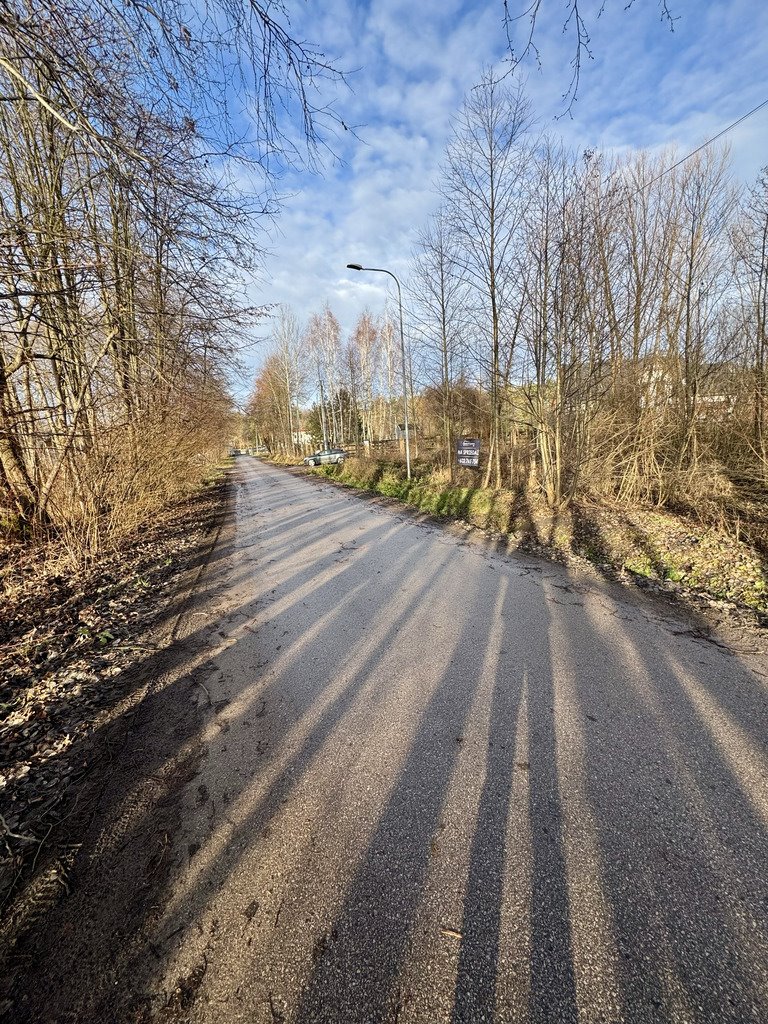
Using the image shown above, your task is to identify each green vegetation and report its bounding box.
[203,456,235,488]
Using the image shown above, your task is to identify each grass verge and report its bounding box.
[300,456,768,617]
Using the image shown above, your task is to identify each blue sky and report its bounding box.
[238,0,768,392]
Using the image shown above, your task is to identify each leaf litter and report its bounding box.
[0,481,226,912]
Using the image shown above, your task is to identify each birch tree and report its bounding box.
[271,306,309,452]
[349,311,379,444]
[305,306,343,443]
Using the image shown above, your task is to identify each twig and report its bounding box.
[1,821,55,914]
[0,812,37,843]
[29,823,54,875]
[274,896,285,928]
[157,923,184,946]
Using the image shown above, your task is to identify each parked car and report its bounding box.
[303,448,346,466]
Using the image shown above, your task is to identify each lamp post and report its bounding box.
[346,263,411,480]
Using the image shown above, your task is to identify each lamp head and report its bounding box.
[346,263,364,271]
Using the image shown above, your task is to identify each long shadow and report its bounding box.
[451,662,525,1022]
[0,492,246,977]
[118,531,462,1019]
[0,468,376,995]
[572,499,768,619]
[555,578,768,1020]
[3,479,409,815]
[447,554,768,1023]
[8,457,767,1023]
[292,561,578,1024]
[526,642,581,1024]
[266,481,766,1022]
[568,503,768,752]
[214,506,407,610]
[0,483,238,897]
[451,574,577,1023]
[293,572,499,1022]
[509,489,544,547]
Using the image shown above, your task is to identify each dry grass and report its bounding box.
[1,419,231,567]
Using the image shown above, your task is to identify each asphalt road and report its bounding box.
[150,457,768,1023]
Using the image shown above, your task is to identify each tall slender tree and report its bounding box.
[441,71,532,488]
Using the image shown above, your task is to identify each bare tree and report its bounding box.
[349,311,379,446]
[0,3,283,552]
[0,0,350,554]
[441,70,532,488]
[0,0,346,174]
[269,306,309,452]
[409,210,470,479]
[661,149,737,473]
[733,168,768,477]
[377,311,401,441]
[305,306,343,443]
[502,1,678,110]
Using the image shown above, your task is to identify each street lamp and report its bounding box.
[346,263,411,480]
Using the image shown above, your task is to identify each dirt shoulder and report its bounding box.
[284,457,768,620]
[0,475,233,1021]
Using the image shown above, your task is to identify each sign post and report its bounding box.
[456,438,481,468]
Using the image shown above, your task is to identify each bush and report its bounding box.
[337,457,384,489]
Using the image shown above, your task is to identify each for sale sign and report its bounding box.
[456,438,480,467]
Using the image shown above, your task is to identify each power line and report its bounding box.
[633,96,768,195]
[591,96,768,292]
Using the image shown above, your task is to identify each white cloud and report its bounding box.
[240,0,768,387]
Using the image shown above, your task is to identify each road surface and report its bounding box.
[21,458,768,1022]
